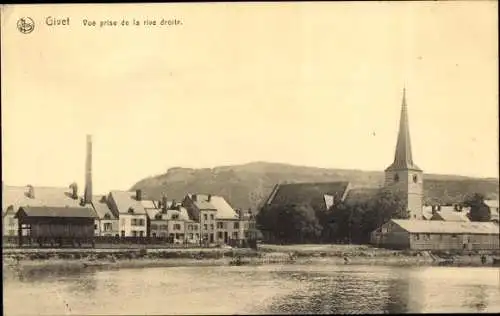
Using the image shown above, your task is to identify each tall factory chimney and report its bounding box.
[84,134,93,205]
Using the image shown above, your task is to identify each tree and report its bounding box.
[256,203,322,244]
[324,189,407,244]
[464,193,491,222]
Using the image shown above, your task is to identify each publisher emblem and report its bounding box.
[17,17,35,34]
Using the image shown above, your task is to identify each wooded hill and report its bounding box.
[131,162,499,211]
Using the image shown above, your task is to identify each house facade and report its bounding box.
[107,190,147,237]
[371,219,499,251]
[91,195,119,236]
[182,193,254,245]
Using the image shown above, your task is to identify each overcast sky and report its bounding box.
[2,2,498,194]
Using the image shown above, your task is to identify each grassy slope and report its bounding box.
[131,161,499,211]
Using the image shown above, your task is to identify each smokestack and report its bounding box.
[84,135,93,204]
[136,189,143,201]
[207,194,212,202]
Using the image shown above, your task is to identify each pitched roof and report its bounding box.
[147,206,192,221]
[91,195,117,220]
[343,188,380,206]
[385,89,421,172]
[485,200,499,209]
[264,182,350,211]
[109,191,146,215]
[16,206,96,219]
[140,200,158,209]
[391,219,499,235]
[187,193,239,219]
[431,211,470,222]
[2,185,89,216]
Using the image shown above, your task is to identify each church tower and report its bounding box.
[384,89,423,220]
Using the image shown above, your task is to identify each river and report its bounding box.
[3,264,500,315]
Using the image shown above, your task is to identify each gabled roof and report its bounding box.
[431,211,470,222]
[109,191,146,215]
[385,89,421,172]
[264,182,350,212]
[2,185,88,216]
[485,200,499,209]
[16,206,96,219]
[140,200,158,209]
[391,219,499,235]
[343,188,380,206]
[91,195,117,220]
[186,193,239,219]
[148,206,191,221]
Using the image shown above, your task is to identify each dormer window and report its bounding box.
[128,207,134,214]
[394,174,399,182]
[104,213,111,220]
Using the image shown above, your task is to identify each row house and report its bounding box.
[146,195,200,244]
[107,190,147,237]
[182,193,255,246]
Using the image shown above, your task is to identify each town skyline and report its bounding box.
[2,2,498,194]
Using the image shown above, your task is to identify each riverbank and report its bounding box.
[3,244,499,276]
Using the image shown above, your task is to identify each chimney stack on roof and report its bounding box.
[69,182,78,200]
[192,194,197,201]
[207,194,212,202]
[26,185,35,199]
[136,189,143,201]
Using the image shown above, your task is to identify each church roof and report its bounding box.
[386,89,421,172]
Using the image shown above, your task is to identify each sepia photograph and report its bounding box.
[1,2,499,315]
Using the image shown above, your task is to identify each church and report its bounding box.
[263,89,499,250]
[372,90,499,250]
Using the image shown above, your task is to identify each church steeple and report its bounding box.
[385,88,421,171]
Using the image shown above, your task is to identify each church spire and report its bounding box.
[386,88,421,171]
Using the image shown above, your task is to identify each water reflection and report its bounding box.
[3,264,500,315]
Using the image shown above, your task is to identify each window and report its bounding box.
[151,224,158,230]
[204,214,208,220]
[174,224,181,230]
[139,219,145,226]
[121,230,125,237]
[128,207,134,214]
[210,224,214,230]
[104,213,111,220]
[426,234,430,240]
[232,232,239,239]
[234,222,240,229]
[172,214,179,220]
[139,231,144,237]
[217,222,224,229]
[416,234,420,240]
[189,233,193,239]
[104,223,112,231]
[94,224,98,230]
[413,175,418,183]
[132,231,137,237]
[217,232,223,239]
[210,214,215,220]
[152,233,157,238]
[160,225,168,230]
[195,233,200,240]
[394,174,399,182]
[204,224,208,230]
